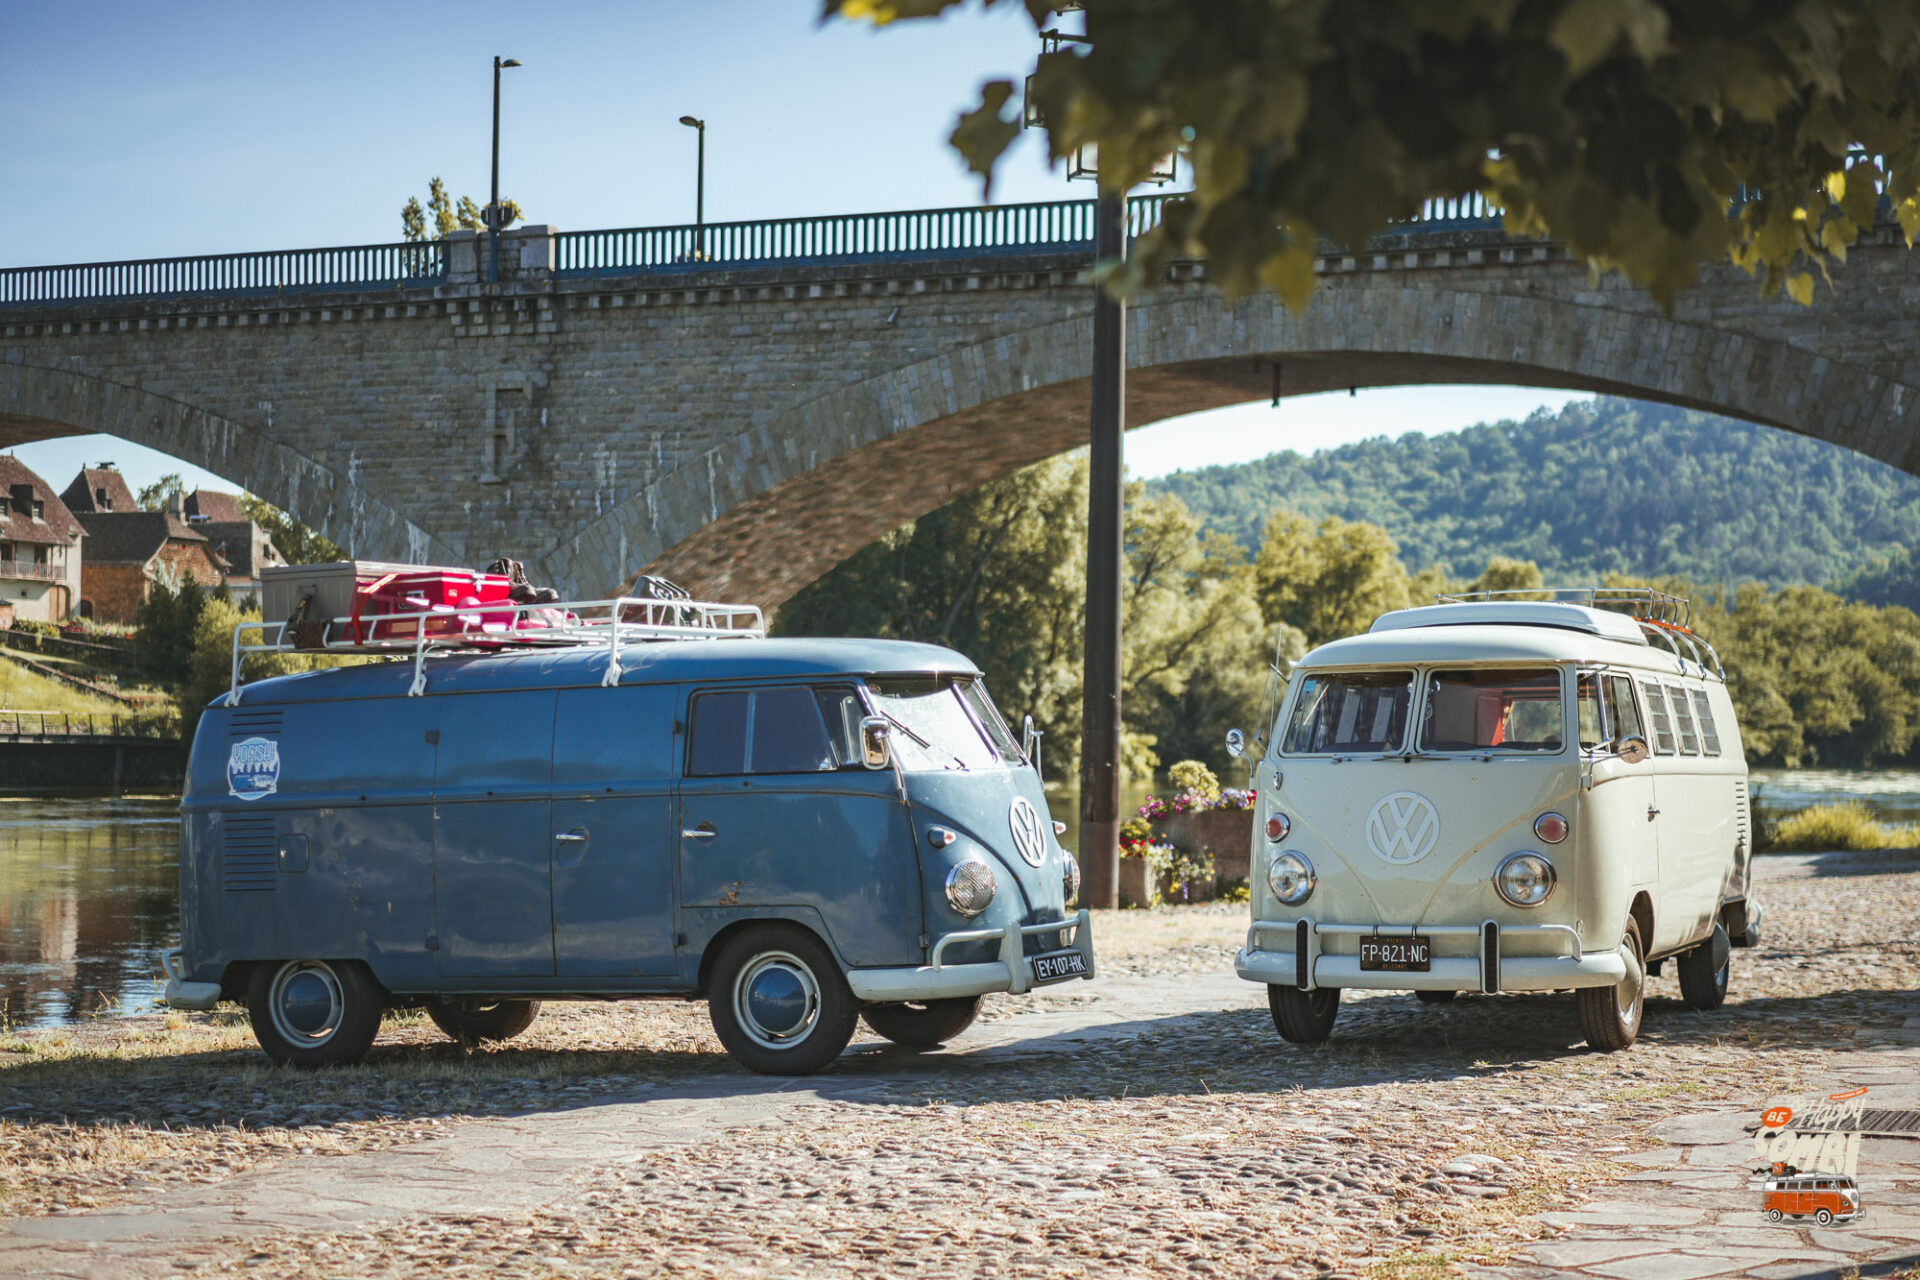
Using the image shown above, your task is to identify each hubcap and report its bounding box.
[733,951,820,1051]
[1616,936,1644,1025]
[268,961,344,1046]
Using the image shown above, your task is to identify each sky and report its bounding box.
[1,0,1585,498]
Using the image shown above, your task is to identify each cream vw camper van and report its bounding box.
[1233,590,1759,1052]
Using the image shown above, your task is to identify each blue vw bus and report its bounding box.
[163,598,1092,1076]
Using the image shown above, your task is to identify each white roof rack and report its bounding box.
[1367,586,1725,680]
[226,594,764,703]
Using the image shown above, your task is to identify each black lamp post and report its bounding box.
[679,115,706,258]
[490,55,523,284]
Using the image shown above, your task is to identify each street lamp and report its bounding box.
[489,55,523,284]
[679,115,706,259]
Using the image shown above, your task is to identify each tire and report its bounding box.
[1576,916,1646,1052]
[1268,985,1341,1044]
[1414,989,1459,1004]
[1768,1209,1783,1223]
[707,924,859,1075]
[1676,925,1731,1011]
[427,999,541,1044]
[1815,1209,1833,1226]
[861,996,983,1047]
[246,959,384,1068]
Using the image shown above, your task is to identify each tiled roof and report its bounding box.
[75,511,219,566]
[198,521,282,578]
[184,489,247,523]
[60,467,138,515]
[0,455,86,546]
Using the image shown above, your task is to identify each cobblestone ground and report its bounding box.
[1,851,1916,1280]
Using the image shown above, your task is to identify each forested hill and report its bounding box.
[1148,397,1920,590]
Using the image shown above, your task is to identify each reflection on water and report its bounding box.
[0,798,179,1030]
[1749,768,1920,827]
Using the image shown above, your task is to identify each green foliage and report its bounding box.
[401,177,522,242]
[1834,545,1920,612]
[1154,398,1920,592]
[1253,511,1410,649]
[237,493,341,565]
[136,574,210,682]
[831,0,1920,310]
[136,473,185,513]
[1770,802,1920,852]
[182,596,305,722]
[1166,759,1220,803]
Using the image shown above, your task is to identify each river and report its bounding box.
[3,768,1913,1031]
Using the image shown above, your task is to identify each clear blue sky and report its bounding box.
[1,0,1582,496]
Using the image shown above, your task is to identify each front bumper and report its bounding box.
[846,909,1095,1003]
[161,948,223,1011]
[1234,918,1628,994]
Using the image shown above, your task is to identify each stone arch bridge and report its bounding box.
[4,199,1917,609]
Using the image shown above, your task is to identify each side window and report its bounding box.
[1605,675,1644,744]
[1691,690,1722,755]
[1577,672,1608,750]
[747,687,837,774]
[1667,684,1701,755]
[814,686,865,768]
[687,687,846,777]
[687,691,750,776]
[1640,680,1677,755]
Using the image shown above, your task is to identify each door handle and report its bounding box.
[1647,806,1661,820]
[555,829,589,844]
[682,821,718,841]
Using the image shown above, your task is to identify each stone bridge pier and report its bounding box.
[5,217,1920,609]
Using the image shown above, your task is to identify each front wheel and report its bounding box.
[861,996,983,1047]
[1576,916,1646,1052]
[1815,1209,1833,1226]
[1676,924,1731,1011]
[1268,985,1340,1044]
[708,925,859,1075]
[428,999,541,1044]
[1768,1208,1783,1223]
[247,959,384,1068]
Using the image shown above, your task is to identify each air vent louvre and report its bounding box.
[229,709,283,737]
[1733,780,1751,845]
[222,815,278,891]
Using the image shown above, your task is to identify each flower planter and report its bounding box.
[1160,808,1255,896]
[1118,857,1169,908]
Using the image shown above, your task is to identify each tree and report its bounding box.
[1253,511,1413,648]
[831,1,1920,309]
[400,176,523,242]
[237,494,342,565]
[137,473,185,513]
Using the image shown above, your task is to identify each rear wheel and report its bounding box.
[861,996,983,1047]
[428,999,541,1044]
[247,959,384,1068]
[708,925,859,1075]
[1268,986,1341,1043]
[1676,924,1731,1011]
[1576,917,1646,1052]
[1413,989,1458,1004]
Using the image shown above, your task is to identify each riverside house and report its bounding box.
[0,455,85,623]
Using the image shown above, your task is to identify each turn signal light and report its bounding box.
[1266,814,1291,842]
[1533,812,1569,844]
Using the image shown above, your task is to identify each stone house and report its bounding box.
[183,489,283,606]
[0,455,86,622]
[73,510,228,624]
[59,464,138,517]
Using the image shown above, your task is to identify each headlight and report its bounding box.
[1265,813,1290,841]
[1267,850,1315,906]
[1533,812,1569,844]
[945,860,997,917]
[1062,850,1082,905]
[1494,852,1556,907]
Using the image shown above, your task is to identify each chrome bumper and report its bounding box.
[1234,918,1628,993]
[846,910,1094,1003]
[161,948,223,1011]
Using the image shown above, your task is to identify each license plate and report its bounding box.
[1359,935,1431,971]
[1032,949,1088,983]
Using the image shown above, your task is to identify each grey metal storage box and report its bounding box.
[261,561,470,627]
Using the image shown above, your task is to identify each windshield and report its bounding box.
[866,677,1011,771]
[1419,668,1565,753]
[1281,670,1414,754]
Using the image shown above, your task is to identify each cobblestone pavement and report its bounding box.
[0,851,1916,1280]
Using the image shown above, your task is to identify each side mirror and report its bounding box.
[859,716,892,769]
[1225,727,1245,759]
[1613,735,1651,765]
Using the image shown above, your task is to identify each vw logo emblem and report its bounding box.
[1008,797,1047,867]
[1366,792,1440,864]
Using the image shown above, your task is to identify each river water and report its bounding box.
[2,769,1913,1031]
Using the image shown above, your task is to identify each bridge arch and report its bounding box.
[570,277,1916,609]
[0,362,456,564]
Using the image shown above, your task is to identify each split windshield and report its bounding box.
[1281,671,1415,754]
[865,676,1022,772]
[1280,667,1568,755]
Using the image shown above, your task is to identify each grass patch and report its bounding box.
[1372,1251,1467,1280]
[1771,802,1920,852]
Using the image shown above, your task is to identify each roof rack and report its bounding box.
[226,594,764,703]
[1433,586,1723,680]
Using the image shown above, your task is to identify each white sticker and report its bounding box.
[227,736,281,802]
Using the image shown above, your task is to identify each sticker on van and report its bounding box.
[227,737,281,801]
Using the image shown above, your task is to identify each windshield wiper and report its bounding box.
[878,711,969,771]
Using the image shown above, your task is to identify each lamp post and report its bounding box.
[679,115,706,258]
[489,55,523,284]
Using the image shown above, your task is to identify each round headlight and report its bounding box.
[1062,850,1082,905]
[1533,812,1570,844]
[1494,852,1556,907]
[1265,813,1291,842]
[1267,850,1316,906]
[945,860,997,917]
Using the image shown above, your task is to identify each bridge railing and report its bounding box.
[0,710,170,739]
[0,241,447,308]
[3,192,1510,308]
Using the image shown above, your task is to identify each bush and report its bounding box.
[1770,802,1920,852]
[1166,759,1221,803]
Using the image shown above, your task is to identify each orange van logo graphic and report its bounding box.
[1366,792,1440,864]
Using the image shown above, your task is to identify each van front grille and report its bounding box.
[222,815,278,892]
